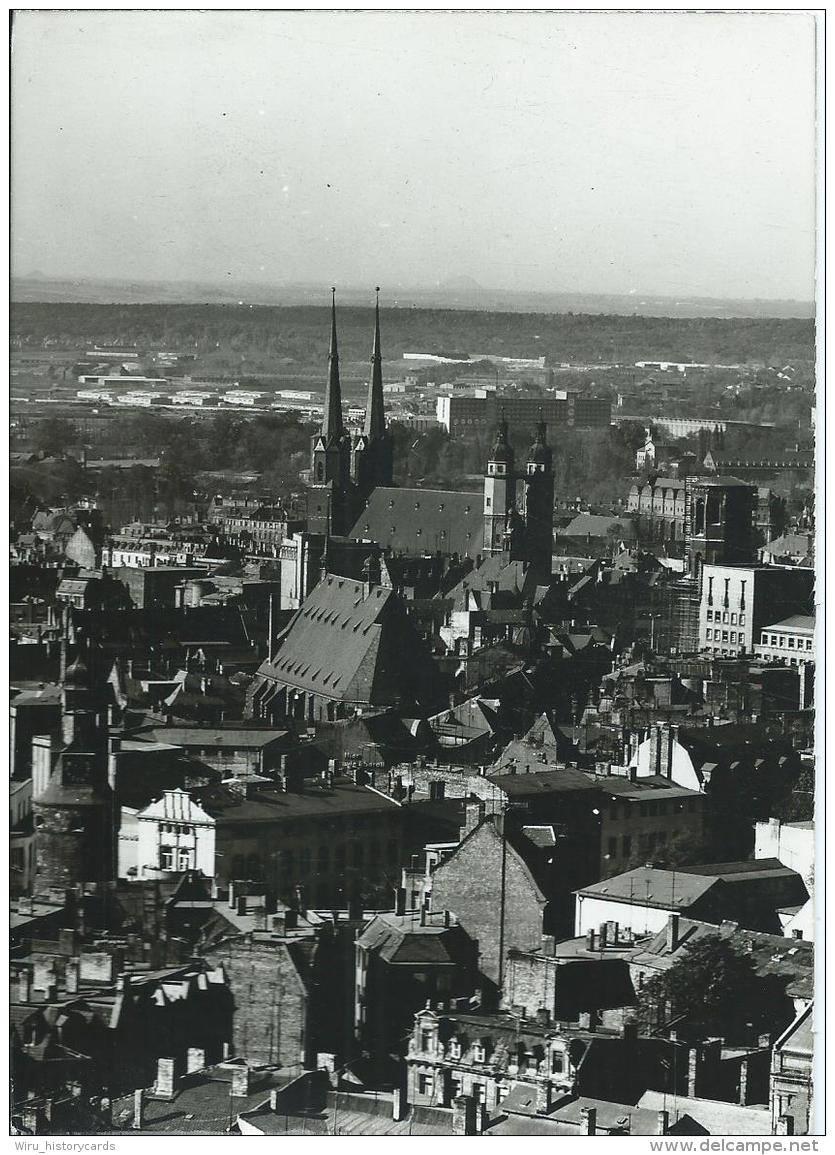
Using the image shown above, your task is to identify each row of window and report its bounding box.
[608,798,697,821]
[159,822,195,835]
[705,628,743,644]
[705,609,746,626]
[763,634,813,651]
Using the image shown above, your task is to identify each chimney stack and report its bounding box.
[656,1110,669,1135]
[17,970,31,1002]
[65,959,80,994]
[394,887,407,916]
[187,1048,205,1074]
[581,1106,597,1135]
[452,1095,478,1136]
[132,1089,145,1129]
[155,1058,177,1101]
[666,913,680,953]
[231,1065,251,1098]
[586,929,596,952]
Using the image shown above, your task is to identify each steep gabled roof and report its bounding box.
[254,574,433,707]
[349,487,483,559]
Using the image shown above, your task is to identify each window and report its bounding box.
[418,1074,431,1095]
[705,628,712,640]
[788,637,795,649]
[449,1038,461,1059]
[731,612,737,625]
[420,1030,433,1052]
[552,1052,565,1074]
[177,848,192,871]
[472,1043,486,1064]
[722,631,729,642]
[161,848,175,870]
[473,1083,486,1104]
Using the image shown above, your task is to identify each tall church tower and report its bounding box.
[483,413,517,556]
[523,414,555,578]
[352,288,393,502]
[309,290,353,536]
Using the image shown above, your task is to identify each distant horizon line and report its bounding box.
[11,272,814,309]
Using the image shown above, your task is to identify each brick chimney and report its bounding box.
[187,1048,205,1074]
[65,959,80,994]
[452,1095,477,1136]
[462,799,486,839]
[666,913,680,953]
[536,1082,555,1115]
[17,970,31,1002]
[154,1058,177,1101]
[231,1065,251,1098]
[132,1088,145,1129]
[581,1105,597,1135]
[656,1109,669,1135]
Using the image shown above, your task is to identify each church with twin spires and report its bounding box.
[309,291,555,582]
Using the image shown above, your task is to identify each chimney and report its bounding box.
[462,799,486,838]
[187,1047,205,1074]
[392,1087,406,1122]
[581,1106,597,1135]
[586,929,596,952]
[65,959,80,994]
[666,913,680,953]
[393,887,407,916]
[606,920,619,946]
[269,1088,280,1112]
[687,1047,698,1098]
[452,1095,477,1136]
[17,970,31,1002]
[155,1058,177,1101]
[598,922,608,949]
[656,1110,669,1135]
[132,1088,145,1129]
[231,1065,251,1098]
[536,1082,555,1115]
[58,927,79,956]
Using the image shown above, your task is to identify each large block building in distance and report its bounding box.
[436,392,611,439]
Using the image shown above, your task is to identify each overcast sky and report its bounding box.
[11,11,817,300]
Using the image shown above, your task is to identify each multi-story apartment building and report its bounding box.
[699,565,815,658]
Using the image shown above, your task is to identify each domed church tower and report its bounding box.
[483,413,517,556]
[523,413,555,578]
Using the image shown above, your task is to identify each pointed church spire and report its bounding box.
[322,287,345,442]
[364,287,386,440]
[490,408,514,464]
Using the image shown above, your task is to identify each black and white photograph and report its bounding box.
[8,8,821,1141]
